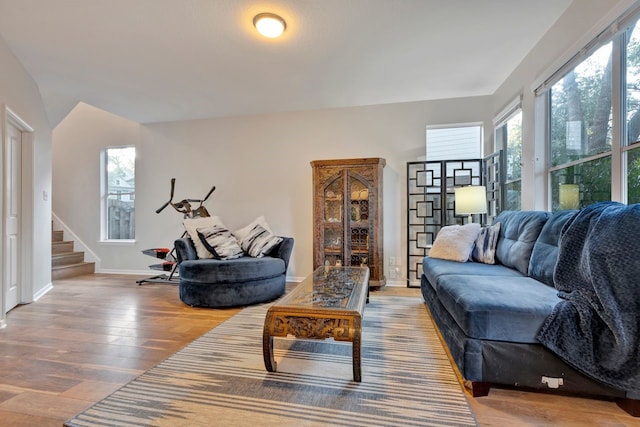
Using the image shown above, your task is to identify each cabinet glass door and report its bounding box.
[323,176,343,266]
[349,177,370,267]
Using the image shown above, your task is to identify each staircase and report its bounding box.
[52,229,95,280]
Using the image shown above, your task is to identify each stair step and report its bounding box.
[51,227,95,279]
[52,241,74,254]
[52,262,95,280]
[52,251,85,267]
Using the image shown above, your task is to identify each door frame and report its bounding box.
[1,105,34,323]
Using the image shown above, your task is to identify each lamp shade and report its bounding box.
[455,186,487,215]
[559,183,580,209]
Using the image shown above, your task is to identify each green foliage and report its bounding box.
[628,148,640,203]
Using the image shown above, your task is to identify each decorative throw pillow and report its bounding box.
[239,224,283,258]
[196,225,244,260]
[183,216,225,259]
[429,223,482,262]
[233,216,273,242]
[471,222,501,264]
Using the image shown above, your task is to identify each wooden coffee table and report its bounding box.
[262,266,370,381]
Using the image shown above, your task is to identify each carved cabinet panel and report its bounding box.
[311,158,386,288]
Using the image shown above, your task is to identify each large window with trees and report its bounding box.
[101,146,136,240]
[549,43,612,210]
[540,8,640,210]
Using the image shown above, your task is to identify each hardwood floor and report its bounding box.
[0,274,241,426]
[0,274,637,426]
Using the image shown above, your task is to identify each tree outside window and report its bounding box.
[626,24,640,203]
[549,42,613,210]
[547,16,640,209]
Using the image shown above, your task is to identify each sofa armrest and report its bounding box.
[175,237,198,262]
[272,237,294,270]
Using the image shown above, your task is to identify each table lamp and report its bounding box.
[455,185,487,223]
[559,183,580,209]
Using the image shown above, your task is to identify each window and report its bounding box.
[549,43,613,210]
[538,6,640,210]
[495,108,522,210]
[426,124,482,161]
[101,146,135,240]
[625,23,640,203]
[426,124,483,192]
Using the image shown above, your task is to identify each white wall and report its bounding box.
[52,103,140,270]
[0,35,52,321]
[53,97,492,282]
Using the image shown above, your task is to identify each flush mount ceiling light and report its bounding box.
[253,13,286,38]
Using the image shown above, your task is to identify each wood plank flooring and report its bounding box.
[0,274,637,426]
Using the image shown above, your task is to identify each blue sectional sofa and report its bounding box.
[421,207,639,416]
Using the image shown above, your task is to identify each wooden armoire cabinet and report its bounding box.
[311,158,386,288]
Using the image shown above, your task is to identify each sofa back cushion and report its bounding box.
[528,210,577,287]
[494,210,550,275]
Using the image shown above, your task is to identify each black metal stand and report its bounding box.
[136,262,180,285]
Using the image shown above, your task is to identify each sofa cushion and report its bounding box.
[435,274,562,343]
[196,224,244,260]
[233,215,273,241]
[183,216,226,259]
[178,256,285,284]
[494,210,550,275]
[422,256,524,293]
[471,222,501,264]
[528,210,577,287]
[429,223,481,262]
[239,224,283,258]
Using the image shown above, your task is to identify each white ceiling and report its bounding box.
[0,0,572,126]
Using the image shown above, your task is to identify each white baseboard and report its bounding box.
[385,280,408,287]
[96,268,160,276]
[33,282,54,301]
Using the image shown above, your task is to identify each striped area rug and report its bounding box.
[65,296,477,426]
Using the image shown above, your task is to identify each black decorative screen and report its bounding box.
[406,153,504,288]
[483,151,504,224]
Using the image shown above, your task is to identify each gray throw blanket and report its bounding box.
[536,201,640,392]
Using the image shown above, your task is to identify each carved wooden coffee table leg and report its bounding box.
[262,311,277,372]
[352,315,362,382]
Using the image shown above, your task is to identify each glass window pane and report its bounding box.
[626,26,640,143]
[506,111,522,182]
[628,146,640,203]
[106,147,135,239]
[505,181,521,211]
[627,24,640,144]
[550,156,611,211]
[426,125,482,161]
[550,43,613,167]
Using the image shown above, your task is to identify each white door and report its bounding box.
[5,122,22,312]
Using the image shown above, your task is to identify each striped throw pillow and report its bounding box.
[196,225,244,260]
[239,224,283,258]
[471,222,501,264]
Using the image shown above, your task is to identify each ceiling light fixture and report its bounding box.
[253,13,286,38]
